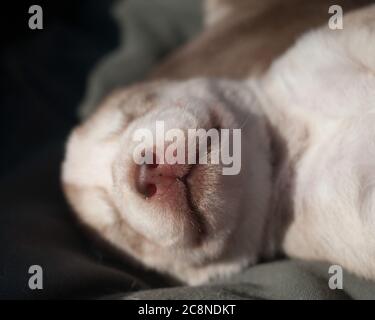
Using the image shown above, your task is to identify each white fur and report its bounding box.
[62,5,375,284]
[251,4,375,279]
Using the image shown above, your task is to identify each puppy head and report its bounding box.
[62,78,272,284]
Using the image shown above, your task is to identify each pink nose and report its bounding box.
[136,153,190,198]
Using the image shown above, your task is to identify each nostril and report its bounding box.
[136,163,157,197]
[137,163,154,197]
[137,179,157,198]
[143,183,157,198]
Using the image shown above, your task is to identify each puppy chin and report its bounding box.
[112,162,200,248]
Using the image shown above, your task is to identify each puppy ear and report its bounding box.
[204,0,233,26]
[204,0,280,27]
[257,4,375,121]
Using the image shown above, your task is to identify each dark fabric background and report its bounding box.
[0,0,182,299]
[0,0,117,177]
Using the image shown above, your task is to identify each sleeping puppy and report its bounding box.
[62,0,375,284]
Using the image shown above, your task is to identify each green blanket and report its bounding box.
[78,0,202,119]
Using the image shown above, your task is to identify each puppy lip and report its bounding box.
[184,165,209,244]
[177,164,194,184]
[138,162,207,245]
